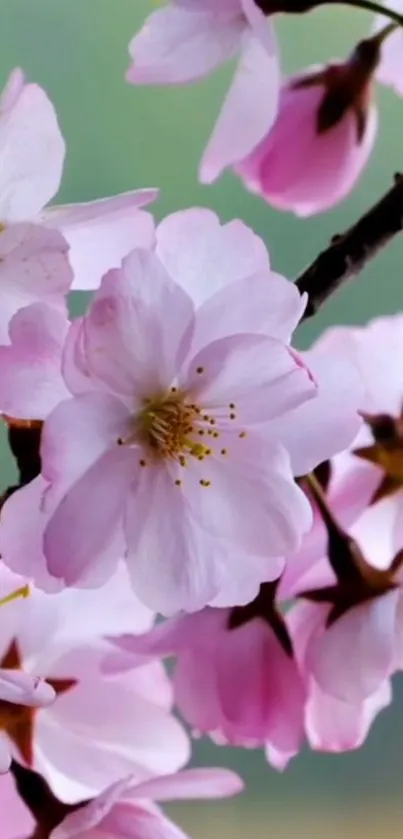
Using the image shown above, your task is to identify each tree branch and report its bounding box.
[296,173,403,320]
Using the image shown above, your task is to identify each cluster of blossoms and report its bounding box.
[1,0,403,837]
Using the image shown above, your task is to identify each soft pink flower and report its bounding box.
[0,564,189,803]
[38,258,316,612]
[107,604,306,770]
[287,599,392,753]
[52,769,243,839]
[0,667,55,773]
[127,1,279,183]
[234,45,379,216]
[0,210,364,613]
[0,68,157,290]
[372,1,403,95]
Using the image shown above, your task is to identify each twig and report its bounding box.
[296,174,403,319]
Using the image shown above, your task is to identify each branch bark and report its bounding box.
[296,174,403,320]
[11,761,77,838]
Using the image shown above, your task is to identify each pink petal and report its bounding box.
[130,768,243,801]
[51,778,132,839]
[307,592,400,702]
[183,334,316,424]
[0,68,25,112]
[0,223,72,344]
[125,466,222,614]
[190,271,306,356]
[156,208,270,307]
[82,249,194,397]
[41,392,131,490]
[266,341,363,476]
[216,620,305,752]
[127,5,243,85]
[184,436,312,557]
[200,27,279,183]
[44,446,135,586]
[0,75,65,220]
[0,669,55,707]
[0,476,64,592]
[0,772,35,832]
[0,737,11,774]
[43,193,157,291]
[38,676,189,803]
[0,303,70,419]
[306,678,392,753]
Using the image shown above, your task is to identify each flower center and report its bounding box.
[136,390,210,462]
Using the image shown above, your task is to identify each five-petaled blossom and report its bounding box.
[127,0,279,184]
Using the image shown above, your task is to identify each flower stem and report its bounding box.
[342,0,403,25]
[296,174,403,319]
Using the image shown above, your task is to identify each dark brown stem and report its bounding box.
[296,174,403,319]
[255,0,403,23]
[11,761,78,838]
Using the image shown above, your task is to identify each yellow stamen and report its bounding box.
[0,585,30,609]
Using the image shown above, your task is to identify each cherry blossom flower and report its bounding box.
[0,209,364,613]
[372,1,403,95]
[0,68,157,291]
[107,589,306,771]
[0,564,189,803]
[234,37,380,215]
[52,769,243,839]
[127,1,279,183]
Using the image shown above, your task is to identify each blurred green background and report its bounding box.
[2,0,403,836]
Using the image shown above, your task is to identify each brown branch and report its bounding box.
[296,173,403,320]
[11,761,79,839]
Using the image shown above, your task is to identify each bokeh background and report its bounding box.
[2,0,403,836]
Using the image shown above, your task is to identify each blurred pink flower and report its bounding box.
[287,599,392,754]
[0,564,188,803]
[127,1,279,183]
[52,769,243,839]
[107,602,306,770]
[235,40,380,216]
[0,68,157,290]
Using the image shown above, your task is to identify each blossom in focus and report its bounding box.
[0,68,157,290]
[107,588,306,770]
[0,209,364,612]
[234,37,380,216]
[34,253,317,613]
[52,769,243,839]
[0,564,189,803]
[372,2,403,95]
[127,1,279,183]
